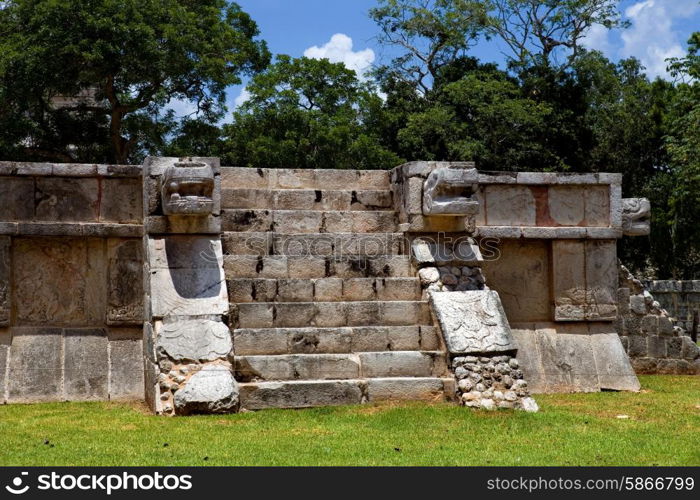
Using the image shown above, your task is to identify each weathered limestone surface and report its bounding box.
[616,265,700,374]
[107,239,143,325]
[7,328,63,402]
[0,237,9,326]
[64,329,109,400]
[173,365,239,414]
[422,167,479,216]
[108,329,144,400]
[13,237,106,326]
[621,198,651,236]
[480,240,550,323]
[156,318,232,362]
[511,327,640,393]
[430,291,516,354]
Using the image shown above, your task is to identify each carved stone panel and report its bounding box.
[14,238,88,325]
[35,178,99,222]
[156,318,232,362]
[107,239,144,325]
[430,291,516,354]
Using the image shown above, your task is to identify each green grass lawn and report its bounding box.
[0,375,698,466]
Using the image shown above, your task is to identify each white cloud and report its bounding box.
[303,33,375,79]
[581,23,614,54]
[233,88,251,108]
[166,97,198,118]
[620,0,699,79]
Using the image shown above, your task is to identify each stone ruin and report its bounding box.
[0,157,695,415]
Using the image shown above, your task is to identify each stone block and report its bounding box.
[274,210,323,233]
[228,279,254,302]
[430,291,516,354]
[107,239,143,325]
[627,335,648,357]
[276,169,315,189]
[419,326,441,350]
[548,186,585,226]
[8,328,63,402]
[222,210,272,232]
[480,240,550,323]
[174,365,239,415]
[647,336,667,358]
[13,237,106,326]
[629,294,647,315]
[484,186,536,226]
[236,353,360,381]
[535,330,600,393]
[239,380,363,410]
[641,315,659,334]
[552,241,586,321]
[35,177,99,222]
[237,303,274,328]
[64,329,109,400]
[353,190,392,209]
[323,211,354,233]
[108,329,144,400]
[667,337,683,358]
[253,279,277,302]
[380,301,427,326]
[376,278,420,301]
[156,318,231,362]
[367,377,445,402]
[234,328,289,356]
[584,186,610,226]
[359,351,436,377]
[407,177,424,215]
[277,279,314,302]
[681,336,700,360]
[617,287,630,314]
[343,278,376,301]
[345,301,379,326]
[0,177,34,221]
[286,257,324,278]
[314,302,349,327]
[314,278,343,301]
[274,302,317,328]
[590,332,641,391]
[658,316,674,336]
[100,178,142,223]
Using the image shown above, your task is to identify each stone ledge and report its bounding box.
[478,171,622,186]
[477,226,622,239]
[0,162,141,178]
[0,222,143,237]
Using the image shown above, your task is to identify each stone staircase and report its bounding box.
[220,167,453,409]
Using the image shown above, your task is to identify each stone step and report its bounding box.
[235,301,432,329]
[221,209,397,233]
[235,352,448,382]
[233,326,442,355]
[228,277,421,303]
[239,377,453,410]
[220,167,390,191]
[224,255,414,279]
[221,188,392,211]
[222,232,406,257]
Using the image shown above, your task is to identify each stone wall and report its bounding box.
[616,266,700,374]
[642,280,700,340]
[0,162,144,402]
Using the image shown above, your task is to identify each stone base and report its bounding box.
[452,354,538,411]
[512,328,641,393]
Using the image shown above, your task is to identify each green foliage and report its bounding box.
[0,0,269,163]
[369,0,492,92]
[221,56,401,170]
[491,0,627,69]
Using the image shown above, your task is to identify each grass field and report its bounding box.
[0,375,698,466]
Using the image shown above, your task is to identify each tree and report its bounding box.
[222,56,401,170]
[491,0,627,70]
[369,0,492,93]
[0,0,269,163]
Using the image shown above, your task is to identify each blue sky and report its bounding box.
[201,0,700,116]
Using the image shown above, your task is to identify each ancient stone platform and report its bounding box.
[0,158,669,413]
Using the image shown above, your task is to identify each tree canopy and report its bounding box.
[0,0,269,163]
[0,0,698,277]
